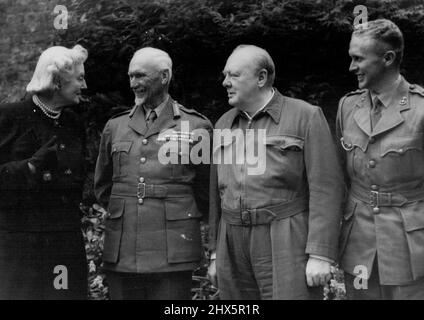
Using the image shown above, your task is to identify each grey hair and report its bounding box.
[131,47,173,84]
[26,44,88,94]
[233,44,275,87]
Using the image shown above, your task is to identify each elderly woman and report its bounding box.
[0,45,88,299]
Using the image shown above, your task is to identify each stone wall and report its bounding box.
[0,0,72,103]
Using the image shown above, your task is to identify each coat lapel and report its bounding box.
[371,78,410,137]
[128,105,148,136]
[353,92,372,137]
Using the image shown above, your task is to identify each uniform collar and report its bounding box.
[353,76,410,137]
[370,75,401,109]
[143,95,169,119]
[128,95,177,137]
[227,88,283,127]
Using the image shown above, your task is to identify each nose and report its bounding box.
[222,74,231,88]
[81,79,87,89]
[130,77,138,89]
[349,60,357,73]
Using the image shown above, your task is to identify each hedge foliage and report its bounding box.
[54,0,424,299]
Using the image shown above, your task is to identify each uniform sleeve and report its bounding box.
[0,109,37,191]
[304,107,345,261]
[94,121,113,208]
[335,97,351,187]
[208,163,221,252]
[193,120,213,222]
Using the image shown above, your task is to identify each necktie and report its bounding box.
[371,97,383,130]
[146,110,157,129]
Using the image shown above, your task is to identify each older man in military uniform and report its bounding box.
[337,19,424,299]
[208,45,344,299]
[95,47,212,300]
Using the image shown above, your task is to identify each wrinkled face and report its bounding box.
[128,55,166,107]
[58,63,86,105]
[222,49,260,109]
[349,35,386,91]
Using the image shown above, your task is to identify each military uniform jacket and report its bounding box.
[337,77,424,285]
[209,89,344,259]
[0,98,86,231]
[94,97,212,274]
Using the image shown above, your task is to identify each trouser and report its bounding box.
[216,221,322,300]
[344,260,424,300]
[105,270,192,300]
[0,230,88,300]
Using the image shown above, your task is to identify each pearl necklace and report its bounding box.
[32,95,62,119]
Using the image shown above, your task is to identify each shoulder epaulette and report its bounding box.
[409,84,424,97]
[177,103,209,120]
[344,88,366,98]
[110,108,131,119]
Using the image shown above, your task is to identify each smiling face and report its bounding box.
[222,48,261,110]
[57,63,87,105]
[349,35,387,91]
[128,53,167,108]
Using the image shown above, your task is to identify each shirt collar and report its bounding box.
[242,88,275,120]
[370,75,402,108]
[143,95,169,119]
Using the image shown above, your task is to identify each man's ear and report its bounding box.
[161,69,170,85]
[257,69,268,88]
[383,50,396,67]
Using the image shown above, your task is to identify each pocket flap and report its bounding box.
[213,137,235,154]
[111,141,132,154]
[107,198,125,219]
[400,204,424,232]
[266,135,304,151]
[381,137,423,157]
[165,197,201,220]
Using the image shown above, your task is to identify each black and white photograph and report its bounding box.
[1,0,424,307]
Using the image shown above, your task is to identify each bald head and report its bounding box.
[231,45,275,87]
[130,47,173,84]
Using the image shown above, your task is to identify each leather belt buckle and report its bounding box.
[240,210,251,226]
[137,183,146,199]
[370,190,379,207]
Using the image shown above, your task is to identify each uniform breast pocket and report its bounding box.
[111,141,133,180]
[265,135,304,181]
[164,196,202,264]
[380,136,424,178]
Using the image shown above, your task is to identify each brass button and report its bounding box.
[140,157,146,163]
[142,139,148,145]
[369,160,376,168]
[371,185,379,191]
[59,143,66,150]
[138,198,144,204]
[187,212,192,217]
[139,177,145,183]
[398,148,404,154]
[372,207,380,214]
[369,137,375,144]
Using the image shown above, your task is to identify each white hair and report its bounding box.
[26,44,88,94]
[131,47,173,83]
